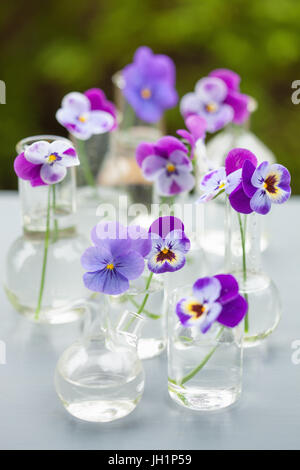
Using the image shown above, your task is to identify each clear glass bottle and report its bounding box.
[55,302,145,422]
[4,135,89,324]
[108,267,165,360]
[200,99,272,256]
[98,72,164,227]
[225,201,281,346]
[168,285,243,411]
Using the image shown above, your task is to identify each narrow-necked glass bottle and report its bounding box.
[55,302,145,422]
[4,135,89,324]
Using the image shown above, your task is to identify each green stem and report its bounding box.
[125,295,160,319]
[238,213,249,333]
[52,185,59,243]
[76,138,96,188]
[35,186,51,320]
[124,272,154,330]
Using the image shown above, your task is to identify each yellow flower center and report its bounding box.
[162,248,169,254]
[106,263,114,270]
[78,115,87,123]
[141,88,152,99]
[166,163,176,173]
[219,182,225,189]
[48,154,57,163]
[205,102,218,113]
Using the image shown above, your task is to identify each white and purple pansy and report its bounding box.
[176,274,247,334]
[56,91,116,141]
[180,77,234,133]
[14,139,79,186]
[198,166,242,203]
[136,136,195,196]
[81,221,151,296]
[249,162,291,215]
[146,216,190,274]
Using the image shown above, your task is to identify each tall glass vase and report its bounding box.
[55,302,145,422]
[225,200,281,346]
[168,285,243,410]
[4,135,89,324]
[98,72,164,227]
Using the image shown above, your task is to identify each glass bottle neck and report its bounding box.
[225,200,262,277]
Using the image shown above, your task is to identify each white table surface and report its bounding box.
[0,191,299,450]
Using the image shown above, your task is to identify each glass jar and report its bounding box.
[225,201,281,346]
[98,72,164,227]
[107,267,166,360]
[168,285,243,411]
[4,135,89,324]
[55,302,145,422]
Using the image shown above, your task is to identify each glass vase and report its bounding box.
[225,201,281,346]
[4,135,89,324]
[55,301,145,422]
[168,285,243,411]
[98,72,164,227]
[107,267,166,360]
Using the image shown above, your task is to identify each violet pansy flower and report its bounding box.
[56,89,116,141]
[14,140,79,186]
[180,68,250,133]
[81,221,150,295]
[146,216,190,274]
[176,274,247,334]
[122,46,178,123]
[136,136,195,196]
[198,166,242,203]
[177,115,207,159]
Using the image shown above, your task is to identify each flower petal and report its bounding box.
[169,150,193,170]
[225,90,250,124]
[83,269,129,295]
[200,167,226,192]
[193,277,221,304]
[149,216,184,239]
[251,161,269,189]
[210,68,241,91]
[176,298,194,326]
[250,189,271,215]
[217,294,248,328]
[84,88,116,119]
[14,153,46,187]
[81,245,112,272]
[200,302,222,333]
[136,142,156,167]
[154,136,188,157]
[242,159,258,197]
[214,274,239,304]
[225,168,242,194]
[48,140,79,167]
[40,162,67,185]
[147,248,185,274]
[141,155,166,180]
[24,141,50,165]
[195,77,228,103]
[114,251,145,280]
[225,147,257,175]
[229,183,253,214]
[180,92,201,117]
[61,92,90,115]
[88,110,115,134]
[185,114,207,140]
[165,229,191,254]
[127,225,152,257]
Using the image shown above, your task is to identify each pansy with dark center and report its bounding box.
[176,274,247,333]
[146,216,190,274]
[14,140,80,186]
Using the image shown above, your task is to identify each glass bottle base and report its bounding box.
[168,383,241,411]
[138,338,166,360]
[4,286,86,324]
[61,399,140,423]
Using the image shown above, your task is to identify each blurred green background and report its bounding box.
[0,0,299,191]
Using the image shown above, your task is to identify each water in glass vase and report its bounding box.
[55,309,145,422]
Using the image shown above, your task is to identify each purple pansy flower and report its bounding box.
[136,136,195,196]
[56,89,116,140]
[225,148,291,215]
[180,68,250,133]
[81,221,150,295]
[146,216,190,274]
[198,166,242,203]
[14,140,79,186]
[122,46,178,123]
[176,274,247,334]
[177,115,207,159]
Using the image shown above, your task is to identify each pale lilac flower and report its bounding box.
[198,166,242,203]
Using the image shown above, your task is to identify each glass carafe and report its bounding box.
[55,301,145,422]
[225,201,281,346]
[4,135,89,324]
[168,285,243,411]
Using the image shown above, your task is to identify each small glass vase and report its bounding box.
[107,268,166,360]
[55,302,145,422]
[225,201,281,346]
[4,135,88,324]
[98,72,163,225]
[168,285,243,411]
